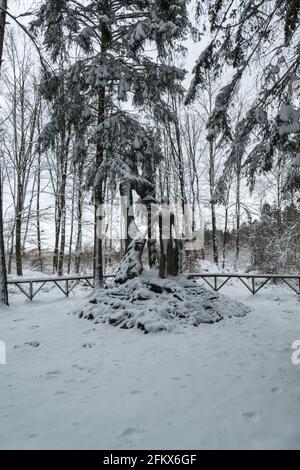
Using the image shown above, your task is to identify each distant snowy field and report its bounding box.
[0,281,300,450]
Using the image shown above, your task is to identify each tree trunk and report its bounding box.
[120,180,134,251]
[0,0,6,68]
[52,147,61,273]
[15,180,23,276]
[36,145,43,271]
[0,168,8,304]
[74,161,83,274]
[0,0,9,304]
[22,171,37,252]
[222,206,229,269]
[209,140,218,265]
[53,197,61,273]
[7,222,14,275]
[57,126,70,276]
[94,86,105,289]
[57,180,66,275]
[67,170,75,274]
[234,155,241,270]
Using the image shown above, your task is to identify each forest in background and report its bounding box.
[0,0,299,285]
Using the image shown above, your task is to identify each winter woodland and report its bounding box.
[0,0,300,450]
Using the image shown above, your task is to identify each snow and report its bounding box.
[79,271,248,332]
[294,153,300,166]
[0,283,300,449]
[278,103,300,134]
[128,22,147,48]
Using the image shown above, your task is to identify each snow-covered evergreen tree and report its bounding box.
[187,0,300,201]
[33,0,190,286]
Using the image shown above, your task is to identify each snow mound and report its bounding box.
[75,271,250,333]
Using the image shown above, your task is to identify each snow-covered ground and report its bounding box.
[0,281,300,450]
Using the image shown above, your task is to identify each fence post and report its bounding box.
[29,281,33,301]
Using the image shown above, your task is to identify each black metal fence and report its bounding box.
[7,272,300,301]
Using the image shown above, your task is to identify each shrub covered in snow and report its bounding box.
[76,271,249,333]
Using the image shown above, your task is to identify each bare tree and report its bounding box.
[3,32,40,275]
[74,159,84,273]
[0,0,9,304]
[195,78,221,266]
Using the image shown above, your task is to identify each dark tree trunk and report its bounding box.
[234,155,241,270]
[1,0,11,301]
[67,169,75,274]
[57,127,70,276]
[94,86,105,289]
[7,219,15,275]
[57,175,66,276]
[0,168,8,305]
[36,144,43,271]
[0,1,6,68]
[74,161,83,274]
[222,206,229,269]
[120,180,134,251]
[209,140,218,265]
[53,153,61,273]
[15,180,23,276]
[53,214,60,272]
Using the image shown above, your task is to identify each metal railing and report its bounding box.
[7,272,300,300]
[7,274,114,301]
[187,273,300,295]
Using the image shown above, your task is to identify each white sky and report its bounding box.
[1,0,281,257]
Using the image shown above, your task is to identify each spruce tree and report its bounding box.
[33,0,190,286]
[187,0,300,201]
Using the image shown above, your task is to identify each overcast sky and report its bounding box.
[9,0,203,87]
[3,0,268,241]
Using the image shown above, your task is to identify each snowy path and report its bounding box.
[0,284,300,449]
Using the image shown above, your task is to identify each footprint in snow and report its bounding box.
[82,342,95,349]
[242,411,261,423]
[46,370,61,377]
[118,428,145,440]
[13,341,40,349]
[25,341,40,347]
[72,364,93,372]
[270,386,282,394]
